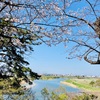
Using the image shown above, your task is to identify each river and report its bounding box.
[31,78,81,100]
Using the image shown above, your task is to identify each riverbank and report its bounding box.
[40,75,61,80]
[61,78,100,92]
[60,81,77,88]
[61,78,100,100]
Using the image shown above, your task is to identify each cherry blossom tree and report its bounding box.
[0,0,100,88]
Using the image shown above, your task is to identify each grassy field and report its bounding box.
[65,78,100,92]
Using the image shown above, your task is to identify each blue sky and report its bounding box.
[27,43,100,76]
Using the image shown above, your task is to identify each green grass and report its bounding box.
[65,78,100,92]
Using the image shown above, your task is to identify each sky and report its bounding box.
[27,43,100,76]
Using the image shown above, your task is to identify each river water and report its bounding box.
[31,78,80,100]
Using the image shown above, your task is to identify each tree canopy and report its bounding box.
[0,0,100,87]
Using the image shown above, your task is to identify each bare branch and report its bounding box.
[0,4,7,13]
[86,0,98,19]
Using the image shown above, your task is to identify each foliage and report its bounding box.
[95,79,100,87]
[41,88,98,100]
[41,88,50,100]
[89,79,100,87]
[72,93,98,100]
[0,89,35,100]
[0,1,42,89]
[89,81,95,87]
[40,75,61,80]
[58,93,68,100]
[41,88,68,100]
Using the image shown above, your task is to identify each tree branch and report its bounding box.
[68,39,100,53]
[86,0,98,19]
[84,49,100,64]
[63,10,96,31]
[0,4,7,13]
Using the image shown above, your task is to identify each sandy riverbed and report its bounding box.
[60,81,77,88]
